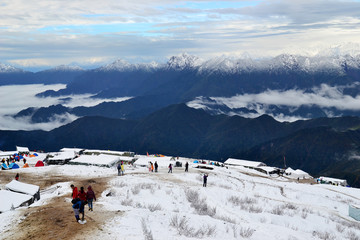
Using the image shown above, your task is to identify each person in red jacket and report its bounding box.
[77,186,87,202]
[86,185,96,211]
[71,184,78,199]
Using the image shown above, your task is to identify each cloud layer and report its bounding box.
[1,0,360,70]
[188,83,360,122]
[0,84,130,130]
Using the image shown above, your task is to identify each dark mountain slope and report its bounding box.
[3,104,360,186]
[238,127,360,187]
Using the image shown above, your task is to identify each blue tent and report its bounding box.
[1,163,8,169]
[8,162,20,169]
[11,163,20,169]
[33,153,38,156]
[193,160,199,163]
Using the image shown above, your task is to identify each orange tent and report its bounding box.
[23,163,29,168]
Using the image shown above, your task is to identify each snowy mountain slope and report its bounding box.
[1,159,359,240]
[97,59,161,72]
[0,63,24,73]
[96,52,360,74]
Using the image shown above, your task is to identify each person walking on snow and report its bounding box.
[117,163,121,176]
[203,174,208,187]
[120,163,125,176]
[154,161,158,172]
[71,184,78,199]
[168,163,173,173]
[86,186,96,211]
[185,162,189,172]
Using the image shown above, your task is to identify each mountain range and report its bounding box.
[2,103,360,187]
[2,52,360,187]
[3,52,360,123]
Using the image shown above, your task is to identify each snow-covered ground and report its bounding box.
[1,159,360,240]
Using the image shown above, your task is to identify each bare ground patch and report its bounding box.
[1,171,120,240]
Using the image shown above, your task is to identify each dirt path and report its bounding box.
[0,171,119,240]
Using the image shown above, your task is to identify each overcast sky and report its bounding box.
[1,0,360,71]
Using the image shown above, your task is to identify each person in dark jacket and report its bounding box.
[154,161,158,172]
[15,173,19,181]
[86,185,96,211]
[203,174,208,187]
[168,163,172,173]
[117,163,121,176]
[72,198,85,222]
[185,162,189,172]
[71,184,78,199]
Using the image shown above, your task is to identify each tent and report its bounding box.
[193,160,199,163]
[33,153,38,156]
[1,162,8,170]
[6,180,40,201]
[8,162,20,169]
[23,163,29,168]
[35,160,44,167]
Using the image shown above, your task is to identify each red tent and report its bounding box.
[35,160,44,167]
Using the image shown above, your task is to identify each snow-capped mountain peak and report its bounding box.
[98,59,161,72]
[167,53,203,70]
[99,59,134,71]
[0,63,24,73]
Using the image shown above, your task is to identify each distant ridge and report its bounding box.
[2,103,360,187]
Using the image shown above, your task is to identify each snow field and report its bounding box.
[1,163,360,239]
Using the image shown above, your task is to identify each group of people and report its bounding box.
[147,161,160,172]
[71,184,96,223]
[117,161,125,176]
[168,161,189,173]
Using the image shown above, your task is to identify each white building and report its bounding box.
[224,158,266,168]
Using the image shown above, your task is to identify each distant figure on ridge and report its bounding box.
[154,161,158,172]
[185,162,189,172]
[120,162,125,176]
[168,163,173,173]
[203,174,208,187]
[117,163,121,176]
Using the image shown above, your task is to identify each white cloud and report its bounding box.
[0,84,131,130]
[213,84,360,111]
[1,0,360,69]
[0,114,78,131]
[0,84,65,115]
[188,83,360,122]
